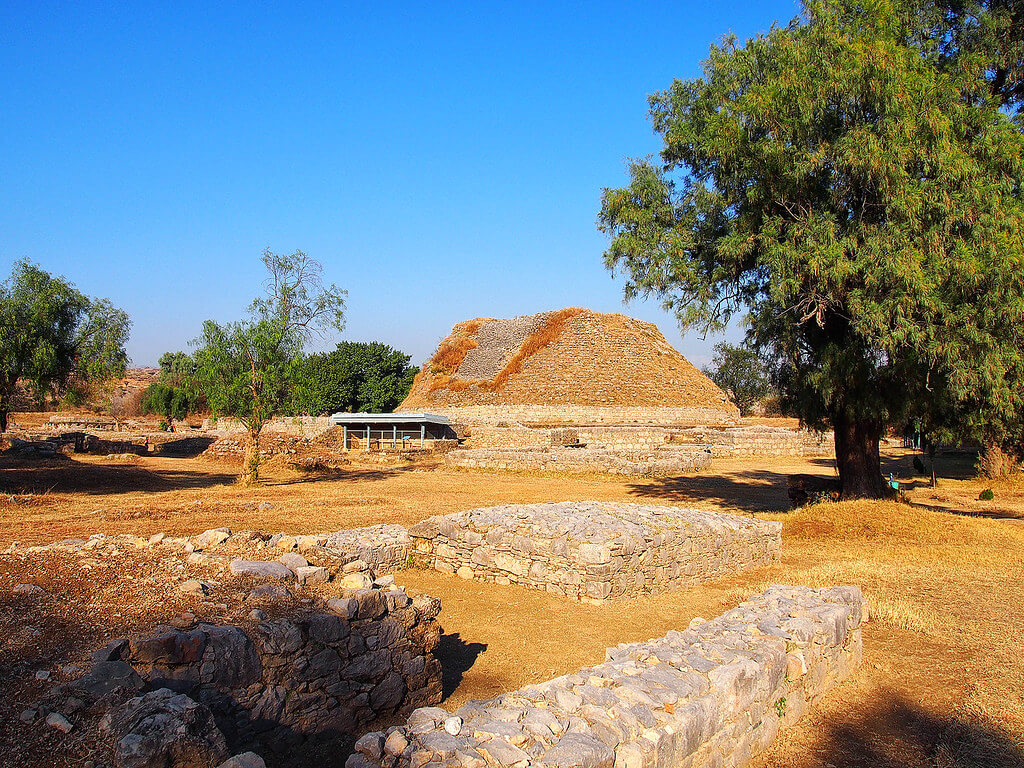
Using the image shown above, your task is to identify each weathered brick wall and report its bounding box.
[350,585,866,768]
[201,416,336,437]
[444,447,712,477]
[408,502,781,602]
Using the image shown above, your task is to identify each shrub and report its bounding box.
[979,488,994,501]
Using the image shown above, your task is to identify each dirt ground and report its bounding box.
[1,447,1022,767]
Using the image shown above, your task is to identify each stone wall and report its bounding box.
[92,581,443,755]
[459,423,834,458]
[412,405,738,427]
[201,416,336,438]
[444,448,712,477]
[408,502,781,602]
[349,585,867,768]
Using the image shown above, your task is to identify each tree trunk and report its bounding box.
[0,409,7,433]
[833,412,888,499]
[242,425,262,486]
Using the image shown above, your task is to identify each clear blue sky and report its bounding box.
[1,1,800,368]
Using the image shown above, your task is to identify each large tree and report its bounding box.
[194,249,346,485]
[599,0,1024,498]
[293,341,418,415]
[0,259,130,432]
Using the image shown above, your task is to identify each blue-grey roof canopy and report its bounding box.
[329,412,450,425]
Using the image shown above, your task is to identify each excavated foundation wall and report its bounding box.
[444,447,712,476]
[101,583,443,753]
[413,405,738,427]
[409,502,781,602]
[349,585,867,768]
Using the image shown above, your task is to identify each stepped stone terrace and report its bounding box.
[408,502,781,603]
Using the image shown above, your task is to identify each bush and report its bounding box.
[979,488,994,501]
[293,342,417,415]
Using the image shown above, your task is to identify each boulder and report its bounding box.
[194,529,230,549]
[101,688,229,768]
[218,753,266,768]
[229,560,292,580]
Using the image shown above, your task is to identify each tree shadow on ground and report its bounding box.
[0,454,237,495]
[434,631,488,699]
[802,691,1024,768]
[267,466,415,486]
[627,469,799,513]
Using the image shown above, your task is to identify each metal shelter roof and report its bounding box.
[329,412,451,426]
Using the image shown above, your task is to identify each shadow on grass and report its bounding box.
[0,454,238,495]
[807,692,1024,768]
[626,469,800,512]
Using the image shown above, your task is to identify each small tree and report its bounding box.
[0,259,130,431]
[294,341,418,415]
[702,342,773,417]
[194,249,346,485]
[140,382,196,430]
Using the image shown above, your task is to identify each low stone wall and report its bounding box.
[201,416,336,438]
[325,525,414,574]
[350,585,866,768]
[459,424,834,458]
[408,502,781,602]
[406,405,739,427]
[87,582,443,755]
[444,447,712,477]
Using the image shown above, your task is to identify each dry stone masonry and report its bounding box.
[350,585,867,768]
[444,447,712,477]
[408,502,781,602]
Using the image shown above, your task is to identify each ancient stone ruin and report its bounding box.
[350,585,866,768]
[400,309,738,426]
[84,582,443,759]
[409,502,782,602]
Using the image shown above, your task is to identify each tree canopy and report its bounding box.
[599,0,1024,497]
[702,342,775,417]
[193,249,346,484]
[0,259,130,431]
[294,341,418,416]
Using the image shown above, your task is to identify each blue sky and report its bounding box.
[1,1,800,367]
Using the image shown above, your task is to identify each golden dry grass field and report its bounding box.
[1,447,1022,767]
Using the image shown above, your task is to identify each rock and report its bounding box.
[343,559,369,573]
[444,715,464,735]
[201,625,261,688]
[101,687,229,768]
[339,572,373,590]
[373,574,396,588]
[217,753,266,768]
[70,661,145,700]
[295,565,329,585]
[295,535,321,552]
[20,708,37,724]
[194,528,231,549]
[60,664,81,677]
[178,580,208,596]
[249,609,268,621]
[258,502,275,511]
[327,597,358,619]
[13,583,44,595]
[539,734,615,768]
[91,638,129,664]
[245,584,290,603]
[457,566,475,580]
[278,553,308,572]
[148,533,166,545]
[45,712,73,733]
[384,730,409,756]
[355,732,385,760]
[229,560,292,580]
[186,552,209,565]
[35,670,51,681]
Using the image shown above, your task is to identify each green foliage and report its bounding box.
[598,0,1024,497]
[141,382,199,426]
[193,249,346,484]
[979,488,995,501]
[294,342,418,415]
[157,351,196,385]
[0,259,130,431]
[702,342,774,416]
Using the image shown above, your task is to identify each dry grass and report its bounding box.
[1,448,1022,767]
[423,319,484,392]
